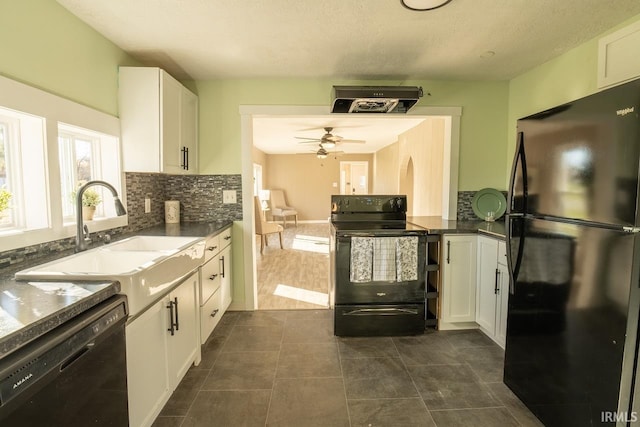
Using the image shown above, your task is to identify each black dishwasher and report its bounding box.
[0,294,129,426]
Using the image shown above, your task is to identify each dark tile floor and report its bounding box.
[152,310,543,427]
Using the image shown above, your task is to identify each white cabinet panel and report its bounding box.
[440,234,477,325]
[126,299,170,427]
[476,236,498,333]
[476,235,509,348]
[220,245,232,311]
[167,272,199,390]
[598,20,640,88]
[126,274,200,427]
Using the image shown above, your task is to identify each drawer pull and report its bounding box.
[223,235,231,241]
[209,274,218,280]
[210,309,220,318]
[207,245,218,251]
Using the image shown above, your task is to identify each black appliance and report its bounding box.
[0,295,129,426]
[331,86,423,113]
[330,195,427,336]
[505,78,640,426]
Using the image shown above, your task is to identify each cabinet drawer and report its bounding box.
[204,234,220,262]
[219,227,232,248]
[200,288,222,344]
[498,241,507,266]
[200,257,221,304]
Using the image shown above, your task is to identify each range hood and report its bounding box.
[331,85,423,113]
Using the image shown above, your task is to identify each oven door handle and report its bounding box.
[342,308,419,316]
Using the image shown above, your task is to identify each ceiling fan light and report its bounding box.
[322,141,336,149]
[317,148,328,159]
[401,0,452,11]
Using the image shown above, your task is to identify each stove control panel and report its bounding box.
[331,195,407,214]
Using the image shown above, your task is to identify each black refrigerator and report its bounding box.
[504,78,640,426]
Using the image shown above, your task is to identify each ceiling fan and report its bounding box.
[296,143,344,159]
[295,127,365,149]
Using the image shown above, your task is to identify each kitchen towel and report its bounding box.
[373,237,397,281]
[396,236,419,282]
[350,237,374,283]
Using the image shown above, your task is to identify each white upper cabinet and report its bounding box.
[119,66,198,174]
[598,20,640,88]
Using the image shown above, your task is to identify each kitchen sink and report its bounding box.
[105,235,202,252]
[15,237,206,316]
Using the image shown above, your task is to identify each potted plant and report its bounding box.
[72,188,102,220]
[0,188,12,219]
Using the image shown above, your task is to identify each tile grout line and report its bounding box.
[390,337,439,426]
[176,312,238,426]
[262,312,287,426]
[336,334,354,427]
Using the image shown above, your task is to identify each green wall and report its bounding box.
[506,13,640,184]
[0,0,138,115]
[196,78,509,191]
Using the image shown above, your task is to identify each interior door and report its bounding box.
[340,161,368,195]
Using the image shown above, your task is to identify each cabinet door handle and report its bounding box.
[185,147,189,170]
[223,235,231,241]
[167,300,175,336]
[209,274,218,280]
[207,245,218,251]
[220,256,225,278]
[174,297,179,331]
[181,146,187,169]
[494,268,500,294]
[446,240,451,264]
[210,309,219,318]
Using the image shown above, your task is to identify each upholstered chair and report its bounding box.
[254,196,283,254]
[269,189,298,227]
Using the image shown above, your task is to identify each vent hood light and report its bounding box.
[331,86,423,114]
[401,0,452,11]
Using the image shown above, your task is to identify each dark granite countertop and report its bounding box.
[140,220,232,238]
[0,220,232,359]
[0,280,120,358]
[407,216,506,239]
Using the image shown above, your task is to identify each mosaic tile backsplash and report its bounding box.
[456,190,508,221]
[0,172,242,269]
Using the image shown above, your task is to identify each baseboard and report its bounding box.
[297,220,330,224]
[437,320,479,331]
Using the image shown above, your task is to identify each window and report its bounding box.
[58,124,121,222]
[0,107,47,234]
[0,74,126,252]
[0,119,14,228]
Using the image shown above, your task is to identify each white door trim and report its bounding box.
[239,105,461,310]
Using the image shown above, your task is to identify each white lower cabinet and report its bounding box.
[220,244,232,311]
[198,227,233,344]
[126,272,200,427]
[476,235,509,348]
[440,234,477,328]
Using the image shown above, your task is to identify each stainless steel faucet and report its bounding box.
[76,180,127,252]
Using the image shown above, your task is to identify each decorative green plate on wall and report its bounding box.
[472,188,507,221]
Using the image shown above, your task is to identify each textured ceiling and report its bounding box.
[252,116,428,155]
[57,0,640,81]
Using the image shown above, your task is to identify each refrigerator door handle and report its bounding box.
[505,214,525,295]
[507,131,528,214]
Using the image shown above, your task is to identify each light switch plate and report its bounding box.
[144,198,151,213]
[223,190,237,204]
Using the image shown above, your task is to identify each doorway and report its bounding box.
[340,161,369,195]
[240,106,462,311]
